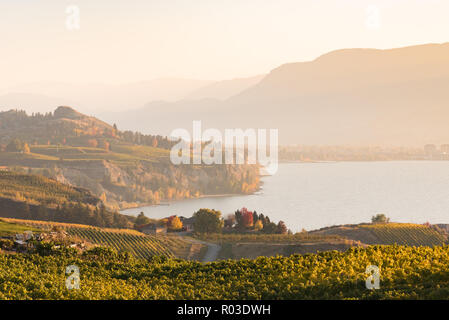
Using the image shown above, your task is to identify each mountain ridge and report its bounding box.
[103,42,449,146]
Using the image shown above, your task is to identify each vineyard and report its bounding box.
[311,222,447,246]
[0,171,97,206]
[67,227,179,259]
[2,218,196,260]
[1,244,449,299]
[360,223,447,246]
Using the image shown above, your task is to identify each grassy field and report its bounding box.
[28,143,170,165]
[0,152,58,161]
[196,232,359,260]
[0,219,41,236]
[2,218,198,260]
[195,232,345,244]
[0,144,169,168]
[110,144,170,160]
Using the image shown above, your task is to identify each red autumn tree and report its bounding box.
[241,207,254,228]
[276,221,288,234]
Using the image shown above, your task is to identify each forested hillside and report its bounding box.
[0,107,260,209]
[0,171,98,206]
[0,172,133,228]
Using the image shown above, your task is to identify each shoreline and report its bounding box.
[121,178,266,212]
[120,191,261,213]
[278,159,447,163]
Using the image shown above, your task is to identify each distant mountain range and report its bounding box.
[185,75,265,101]
[0,92,76,114]
[0,76,265,115]
[0,79,213,114]
[100,42,449,146]
[2,42,449,146]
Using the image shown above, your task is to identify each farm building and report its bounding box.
[179,216,195,232]
[139,223,167,235]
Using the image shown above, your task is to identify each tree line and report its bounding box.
[192,208,289,235]
[0,198,133,229]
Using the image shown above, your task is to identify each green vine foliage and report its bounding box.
[1,245,449,299]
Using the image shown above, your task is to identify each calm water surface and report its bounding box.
[122,162,449,232]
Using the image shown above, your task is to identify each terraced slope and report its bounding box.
[360,223,446,246]
[311,223,447,246]
[0,171,98,206]
[2,218,197,259]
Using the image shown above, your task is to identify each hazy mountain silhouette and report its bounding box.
[0,92,75,114]
[0,79,213,114]
[103,42,449,146]
[185,75,265,100]
[1,76,265,115]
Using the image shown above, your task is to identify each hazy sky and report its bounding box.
[1,0,448,88]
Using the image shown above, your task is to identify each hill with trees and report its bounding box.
[0,107,260,210]
[0,171,133,228]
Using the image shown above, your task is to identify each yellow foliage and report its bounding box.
[254,220,263,231]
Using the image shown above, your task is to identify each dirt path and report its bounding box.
[180,235,221,262]
[201,243,221,262]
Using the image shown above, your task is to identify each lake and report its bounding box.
[121,161,449,232]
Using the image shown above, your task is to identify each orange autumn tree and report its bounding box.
[87,139,98,148]
[254,220,263,231]
[167,215,183,231]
